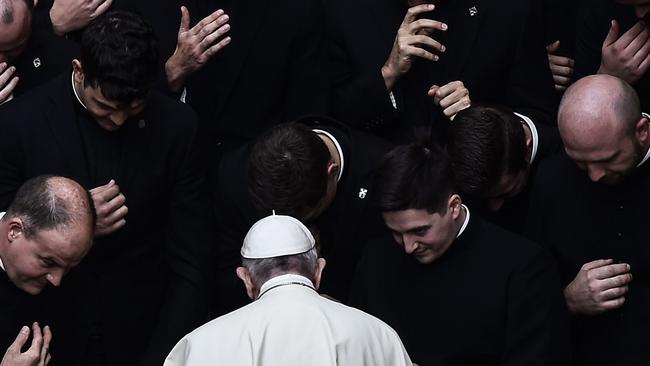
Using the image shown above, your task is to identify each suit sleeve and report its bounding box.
[141,113,217,366]
[506,0,558,127]
[501,248,572,366]
[574,0,610,79]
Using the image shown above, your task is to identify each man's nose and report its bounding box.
[403,236,419,254]
[110,111,129,126]
[587,165,606,182]
[46,270,64,287]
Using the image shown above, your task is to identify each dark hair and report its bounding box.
[446,105,528,198]
[0,0,33,25]
[374,143,455,214]
[4,175,96,239]
[248,122,330,220]
[79,10,158,105]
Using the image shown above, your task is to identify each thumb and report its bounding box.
[179,6,191,33]
[603,20,619,47]
[427,85,440,97]
[546,40,560,53]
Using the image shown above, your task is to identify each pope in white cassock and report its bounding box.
[164,214,413,366]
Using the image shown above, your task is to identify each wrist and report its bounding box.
[165,56,187,92]
[49,8,67,36]
[382,64,398,91]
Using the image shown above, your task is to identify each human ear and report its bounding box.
[7,219,24,243]
[327,162,339,179]
[636,113,650,144]
[448,194,463,219]
[313,258,326,290]
[236,267,256,300]
[72,60,85,83]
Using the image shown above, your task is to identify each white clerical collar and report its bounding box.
[313,129,345,182]
[514,112,539,164]
[456,204,470,238]
[71,71,88,110]
[257,273,315,299]
[636,113,650,168]
[0,212,5,272]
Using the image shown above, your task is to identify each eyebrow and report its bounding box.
[93,97,118,110]
[405,225,431,234]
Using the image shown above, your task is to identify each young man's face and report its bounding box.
[484,168,530,211]
[382,201,460,264]
[3,219,91,295]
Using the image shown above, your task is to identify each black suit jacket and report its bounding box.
[0,72,215,366]
[213,119,392,314]
[526,153,650,366]
[351,216,571,366]
[327,0,557,139]
[0,269,45,353]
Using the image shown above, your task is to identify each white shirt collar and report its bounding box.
[514,112,539,164]
[257,273,315,299]
[0,212,5,272]
[636,113,650,168]
[71,71,88,110]
[456,204,470,238]
[313,129,345,182]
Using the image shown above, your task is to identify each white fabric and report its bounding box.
[164,274,413,366]
[0,212,5,272]
[241,215,315,259]
[389,91,397,109]
[313,129,345,182]
[637,113,650,168]
[514,112,539,164]
[456,204,470,238]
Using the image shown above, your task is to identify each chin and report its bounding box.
[20,283,46,295]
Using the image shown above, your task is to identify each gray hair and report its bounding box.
[242,247,319,289]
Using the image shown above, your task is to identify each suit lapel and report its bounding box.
[213,0,269,119]
[440,0,489,82]
[46,74,92,187]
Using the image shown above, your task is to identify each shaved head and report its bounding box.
[558,75,649,184]
[0,0,32,63]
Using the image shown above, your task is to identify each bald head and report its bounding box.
[3,175,96,239]
[0,0,32,63]
[558,75,649,184]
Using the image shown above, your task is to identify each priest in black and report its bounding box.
[351,143,570,366]
[0,12,215,366]
[526,75,650,366]
[213,116,392,314]
[0,175,95,364]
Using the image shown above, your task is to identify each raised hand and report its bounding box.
[49,0,113,35]
[598,20,650,84]
[428,80,470,120]
[546,40,575,92]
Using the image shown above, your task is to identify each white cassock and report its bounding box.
[164,274,413,366]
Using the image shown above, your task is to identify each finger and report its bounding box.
[0,63,15,84]
[407,34,445,53]
[203,36,232,60]
[549,61,574,77]
[0,77,18,103]
[45,353,52,366]
[439,86,469,109]
[548,54,575,68]
[91,0,112,17]
[197,13,229,41]
[591,263,631,280]
[7,326,30,353]
[603,20,620,48]
[102,218,126,234]
[191,8,225,36]
[408,19,447,34]
[199,22,231,50]
[631,39,650,68]
[598,296,626,311]
[92,184,120,203]
[89,179,115,194]
[403,3,435,25]
[434,81,464,101]
[599,285,629,302]
[546,40,560,53]
[40,325,52,363]
[104,193,127,214]
[637,52,650,74]
[624,25,650,54]
[617,21,645,49]
[552,74,572,87]
[581,258,614,271]
[402,45,437,61]
[554,84,567,92]
[601,272,633,289]
[103,204,128,224]
[28,322,43,353]
[427,85,440,97]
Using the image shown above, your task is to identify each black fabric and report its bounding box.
[574,0,650,110]
[326,0,557,140]
[213,119,393,315]
[0,269,42,353]
[526,153,650,366]
[11,28,78,98]
[350,217,571,366]
[0,72,216,366]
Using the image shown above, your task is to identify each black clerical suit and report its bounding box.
[214,119,392,314]
[326,0,557,139]
[526,153,650,366]
[574,0,650,110]
[0,72,215,366]
[351,215,571,366]
[0,268,45,354]
[10,29,78,99]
